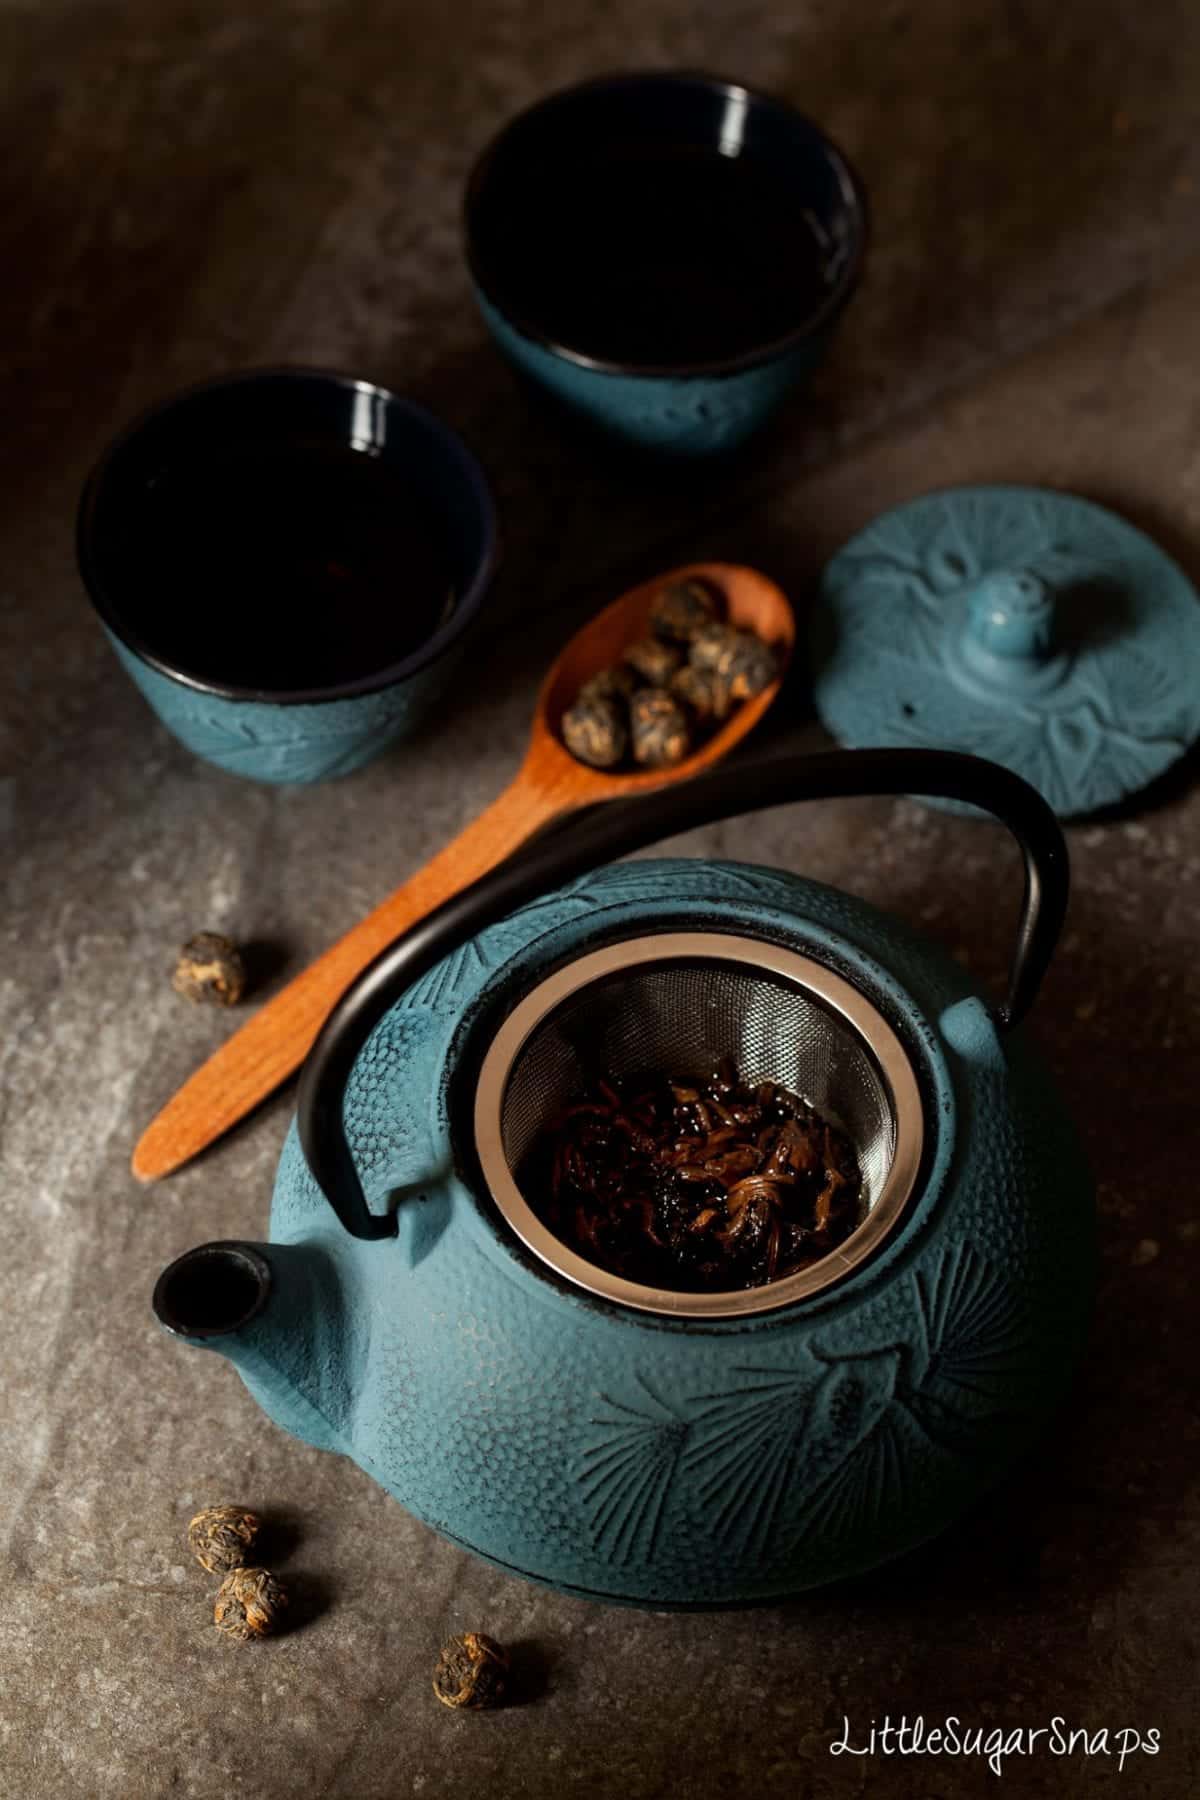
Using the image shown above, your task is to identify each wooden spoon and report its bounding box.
[133,562,794,1181]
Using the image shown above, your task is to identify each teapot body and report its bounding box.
[249,858,1092,1605]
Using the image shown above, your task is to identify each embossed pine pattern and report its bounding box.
[815,486,1200,815]
[578,1380,689,1567]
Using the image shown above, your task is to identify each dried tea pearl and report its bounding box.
[630,687,692,767]
[726,633,780,701]
[213,1567,287,1641]
[561,695,629,769]
[687,622,741,677]
[433,1632,510,1710]
[623,636,683,686]
[649,577,723,643]
[173,932,246,1006]
[578,664,638,707]
[670,663,732,726]
[187,1505,261,1576]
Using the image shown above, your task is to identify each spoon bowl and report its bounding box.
[132,561,794,1181]
[527,560,794,801]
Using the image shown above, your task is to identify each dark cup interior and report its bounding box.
[465,72,867,375]
[78,370,497,703]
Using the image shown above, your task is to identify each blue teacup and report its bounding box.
[465,72,867,458]
[77,369,498,784]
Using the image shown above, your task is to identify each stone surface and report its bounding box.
[2,2,1200,1795]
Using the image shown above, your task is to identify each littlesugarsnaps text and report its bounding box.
[830,1715,1161,1778]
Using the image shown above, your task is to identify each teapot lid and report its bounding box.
[811,485,1200,818]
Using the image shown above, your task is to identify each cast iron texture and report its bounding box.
[464,72,866,456]
[103,631,464,784]
[161,854,1093,1605]
[77,369,499,783]
[812,486,1200,817]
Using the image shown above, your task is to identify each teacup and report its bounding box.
[77,368,498,784]
[464,72,867,457]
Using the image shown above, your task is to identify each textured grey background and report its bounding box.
[2,2,1199,1795]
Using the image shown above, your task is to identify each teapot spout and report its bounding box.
[153,1239,353,1456]
[153,1240,273,1342]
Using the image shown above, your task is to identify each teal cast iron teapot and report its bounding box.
[154,750,1093,1606]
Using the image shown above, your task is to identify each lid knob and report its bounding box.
[965,570,1054,661]
[957,568,1066,696]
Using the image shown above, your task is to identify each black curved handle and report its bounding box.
[298,749,1068,1240]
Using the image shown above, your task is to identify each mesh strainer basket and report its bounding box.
[474,931,924,1318]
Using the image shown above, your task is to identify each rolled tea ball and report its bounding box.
[624,636,683,687]
[670,663,732,727]
[561,695,629,769]
[649,577,723,644]
[630,687,692,767]
[433,1631,510,1710]
[726,632,780,701]
[687,622,741,678]
[213,1567,288,1641]
[173,932,246,1006]
[187,1505,261,1576]
[578,663,638,707]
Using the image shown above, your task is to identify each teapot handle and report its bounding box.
[298,748,1067,1240]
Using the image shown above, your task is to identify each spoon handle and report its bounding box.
[131,768,562,1182]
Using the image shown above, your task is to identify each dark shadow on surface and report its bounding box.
[391,329,848,649]
[503,1636,558,1707]
[275,1568,333,1637]
[1052,575,1132,657]
[239,937,294,999]
[764,859,1194,1641]
[1065,485,1200,822]
[1085,487,1200,590]
[781,1375,1118,1620]
[255,1505,305,1567]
